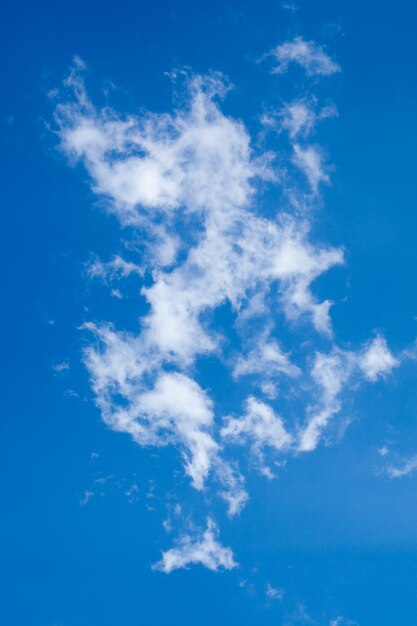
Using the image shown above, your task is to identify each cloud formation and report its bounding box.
[267,36,341,77]
[385,455,417,479]
[87,255,143,282]
[54,43,402,570]
[299,336,398,452]
[153,518,237,573]
[222,397,292,476]
[358,335,399,381]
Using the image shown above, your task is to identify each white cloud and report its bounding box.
[358,335,399,381]
[385,455,417,479]
[330,618,358,626]
[136,372,217,490]
[268,37,341,77]
[110,287,123,299]
[281,1,298,11]
[58,68,344,368]
[279,101,316,138]
[83,325,218,490]
[52,360,70,374]
[222,396,292,451]
[141,214,343,369]
[153,518,237,573]
[82,322,151,406]
[66,70,397,496]
[298,336,399,452]
[233,333,300,380]
[266,582,284,601]
[270,223,343,335]
[298,350,352,452]
[214,457,249,517]
[263,98,337,140]
[56,68,261,225]
[64,75,345,495]
[292,143,329,193]
[87,255,143,282]
[54,59,407,570]
[82,321,249,508]
[222,397,292,475]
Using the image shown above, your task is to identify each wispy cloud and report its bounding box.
[329,617,358,626]
[281,1,298,12]
[262,98,337,140]
[153,518,237,573]
[298,337,399,452]
[232,333,301,380]
[56,66,346,496]
[52,360,70,374]
[266,582,284,601]
[87,255,143,282]
[385,455,417,479]
[358,335,399,381]
[266,37,341,77]
[53,45,405,571]
[292,144,330,194]
[222,397,292,476]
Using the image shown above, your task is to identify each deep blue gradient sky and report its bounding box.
[2,1,417,625]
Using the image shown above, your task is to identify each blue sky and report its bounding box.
[2,1,417,625]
